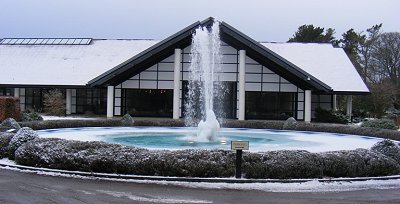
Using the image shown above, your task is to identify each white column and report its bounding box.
[173,49,182,119]
[66,89,72,115]
[107,86,114,118]
[14,88,20,97]
[332,94,337,111]
[346,95,352,119]
[304,90,312,123]
[238,50,246,120]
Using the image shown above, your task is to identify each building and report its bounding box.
[0,18,369,122]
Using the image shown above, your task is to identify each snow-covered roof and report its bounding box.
[261,42,369,93]
[0,37,368,93]
[0,39,159,86]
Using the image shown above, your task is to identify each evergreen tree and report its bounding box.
[288,24,336,43]
[340,29,363,76]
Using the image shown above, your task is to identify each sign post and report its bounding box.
[231,141,249,179]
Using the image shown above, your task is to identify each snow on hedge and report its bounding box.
[14,138,400,179]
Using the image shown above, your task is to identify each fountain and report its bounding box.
[37,20,387,153]
[184,21,223,142]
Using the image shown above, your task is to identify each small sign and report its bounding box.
[231,141,249,150]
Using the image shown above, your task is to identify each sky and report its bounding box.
[0,0,399,42]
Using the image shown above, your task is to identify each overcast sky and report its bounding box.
[1,0,399,42]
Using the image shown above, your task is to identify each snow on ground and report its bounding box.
[41,115,98,121]
[96,190,212,204]
[0,158,16,165]
[0,158,399,193]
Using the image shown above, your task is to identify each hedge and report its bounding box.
[18,119,125,130]
[361,119,397,130]
[0,132,14,158]
[12,138,400,179]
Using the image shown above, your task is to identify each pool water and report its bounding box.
[38,127,383,152]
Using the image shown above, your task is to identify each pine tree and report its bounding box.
[288,24,336,43]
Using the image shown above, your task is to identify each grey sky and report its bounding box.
[1,0,399,42]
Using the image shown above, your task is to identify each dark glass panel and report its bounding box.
[246,92,296,120]
[122,89,173,117]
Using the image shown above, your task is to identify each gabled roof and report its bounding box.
[87,18,337,93]
[88,18,215,87]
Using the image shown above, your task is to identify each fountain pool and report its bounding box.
[35,22,385,154]
[38,127,383,153]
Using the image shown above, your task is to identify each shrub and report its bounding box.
[13,138,400,179]
[222,120,284,130]
[371,139,400,164]
[15,138,235,177]
[0,118,21,131]
[0,97,20,121]
[121,114,134,126]
[243,150,323,179]
[18,119,124,130]
[21,110,43,122]
[282,117,297,130]
[0,132,14,158]
[314,107,348,124]
[361,119,397,130]
[293,122,400,141]
[320,148,399,177]
[43,89,65,116]
[134,119,185,127]
[8,127,38,159]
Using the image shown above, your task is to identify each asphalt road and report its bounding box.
[0,169,400,204]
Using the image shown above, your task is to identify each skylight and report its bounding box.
[0,38,92,45]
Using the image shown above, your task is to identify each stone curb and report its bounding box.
[1,162,400,184]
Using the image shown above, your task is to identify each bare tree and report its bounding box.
[372,32,400,108]
[43,89,65,116]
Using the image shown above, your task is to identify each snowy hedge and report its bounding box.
[0,118,21,132]
[13,138,400,179]
[320,149,399,177]
[361,119,397,130]
[0,132,14,158]
[15,138,235,177]
[19,119,125,130]
[8,127,38,159]
[243,150,323,179]
[371,140,400,164]
[292,122,400,141]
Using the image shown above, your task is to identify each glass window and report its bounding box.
[75,88,107,115]
[122,89,173,117]
[246,92,296,120]
[0,88,14,96]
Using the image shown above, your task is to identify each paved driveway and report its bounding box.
[0,169,399,204]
